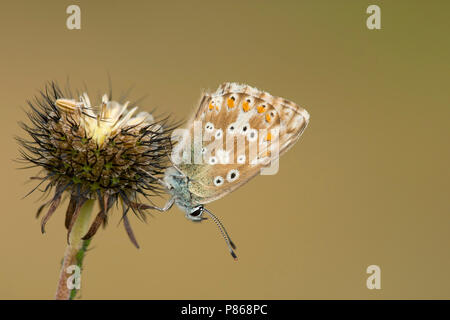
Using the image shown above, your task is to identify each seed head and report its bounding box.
[17,82,177,247]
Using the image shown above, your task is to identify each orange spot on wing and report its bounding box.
[208,103,214,110]
[227,98,235,108]
[242,101,250,112]
[266,132,272,141]
[257,105,266,113]
[265,113,271,122]
[215,105,220,111]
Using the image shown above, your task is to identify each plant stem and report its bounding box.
[55,199,95,300]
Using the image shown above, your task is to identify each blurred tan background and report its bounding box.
[0,0,449,299]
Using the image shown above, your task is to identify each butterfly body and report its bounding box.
[163,166,204,221]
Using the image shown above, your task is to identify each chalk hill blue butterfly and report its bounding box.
[145,82,309,259]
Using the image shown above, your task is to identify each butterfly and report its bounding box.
[145,82,309,259]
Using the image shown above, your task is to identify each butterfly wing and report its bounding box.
[176,82,309,205]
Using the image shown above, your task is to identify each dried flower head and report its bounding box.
[17,82,177,247]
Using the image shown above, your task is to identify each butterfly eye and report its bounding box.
[213,176,224,186]
[187,206,205,221]
[226,169,240,182]
[190,206,203,217]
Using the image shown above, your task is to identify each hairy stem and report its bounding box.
[55,199,95,300]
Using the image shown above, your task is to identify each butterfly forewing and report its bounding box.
[178,82,309,205]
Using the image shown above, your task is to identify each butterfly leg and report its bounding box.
[140,169,173,189]
[140,197,175,213]
[170,163,186,177]
[166,154,187,178]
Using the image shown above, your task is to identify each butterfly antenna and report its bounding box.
[203,208,237,260]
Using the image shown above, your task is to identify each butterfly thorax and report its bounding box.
[164,166,197,213]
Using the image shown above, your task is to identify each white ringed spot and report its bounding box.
[215,129,223,139]
[240,123,250,135]
[226,169,240,182]
[209,156,218,165]
[214,176,224,186]
[227,123,237,134]
[247,129,258,142]
[205,122,214,132]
